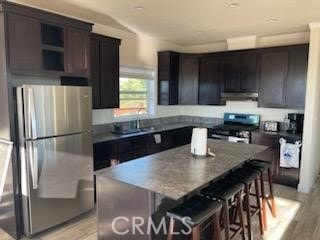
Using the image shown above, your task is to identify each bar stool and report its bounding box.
[226,167,264,239]
[166,195,222,240]
[201,179,246,240]
[245,159,277,231]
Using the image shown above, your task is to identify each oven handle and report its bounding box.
[210,134,229,141]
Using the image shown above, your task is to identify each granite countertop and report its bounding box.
[95,139,268,200]
[93,122,214,144]
[253,129,302,141]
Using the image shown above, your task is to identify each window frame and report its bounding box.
[113,66,155,121]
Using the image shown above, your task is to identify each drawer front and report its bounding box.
[118,140,133,153]
[251,132,280,148]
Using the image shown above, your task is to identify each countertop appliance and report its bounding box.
[209,113,260,144]
[287,113,304,134]
[17,85,94,236]
[264,121,279,132]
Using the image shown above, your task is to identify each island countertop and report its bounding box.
[95,139,268,200]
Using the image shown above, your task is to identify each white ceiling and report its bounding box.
[11,0,320,46]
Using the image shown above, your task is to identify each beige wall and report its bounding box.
[298,23,320,193]
[92,25,307,125]
[92,24,183,124]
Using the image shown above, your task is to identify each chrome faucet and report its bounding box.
[136,108,146,130]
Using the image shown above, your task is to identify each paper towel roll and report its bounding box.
[191,128,208,156]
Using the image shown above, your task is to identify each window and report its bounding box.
[114,67,155,119]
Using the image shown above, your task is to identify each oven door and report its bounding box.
[209,134,229,141]
[228,136,250,144]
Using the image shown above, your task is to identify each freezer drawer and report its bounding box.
[21,132,94,236]
[18,85,92,139]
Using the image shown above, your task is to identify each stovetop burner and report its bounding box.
[211,124,259,138]
[210,113,260,138]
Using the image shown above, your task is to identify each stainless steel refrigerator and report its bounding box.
[17,85,94,236]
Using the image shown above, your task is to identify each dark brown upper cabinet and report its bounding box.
[3,1,92,77]
[90,36,101,108]
[222,54,240,92]
[40,23,66,72]
[179,54,199,105]
[239,52,258,92]
[157,51,180,105]
[7,13,42,72]
[158,44,307,109]
[198,54,223,105]
[222,51,258,93]
[67,27,90,77]
[259,49,288,108]
[90,33,121,109]
[259,45,308,109]
[285,45,309,109]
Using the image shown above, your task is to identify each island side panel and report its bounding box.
[96,176,154,240]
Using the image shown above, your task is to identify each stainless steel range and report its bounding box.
[210,113,260,144]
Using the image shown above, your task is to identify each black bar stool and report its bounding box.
[201,179,246,240]
[226,167,264,239]
[245,159,277,231]
[166,195,222,240]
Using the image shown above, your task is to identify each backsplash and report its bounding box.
[92,115,223,134]
[92,115,290,134]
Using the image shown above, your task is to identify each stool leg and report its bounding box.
[222,200,230,240]
[192,226,201,240]
[244,184,252,240]
[236,191,246,240]
[167,218,175,240]
[254,178,264,235]
[268,168,277,218]
[260,173,267,231]
[212,212,222,240]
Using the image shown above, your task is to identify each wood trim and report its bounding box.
[91,33,121,45]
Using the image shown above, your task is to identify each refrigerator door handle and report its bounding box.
[27,88,38,140]
[27,142,38,190]
[0,140,13,202]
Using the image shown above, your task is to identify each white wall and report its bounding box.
[178,102,303,122]
[298,23,320,193]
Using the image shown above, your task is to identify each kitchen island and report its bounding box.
[95,139,268,240]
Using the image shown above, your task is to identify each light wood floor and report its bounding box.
[1,179,320,240]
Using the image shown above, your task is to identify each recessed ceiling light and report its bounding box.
[134,6,144,10]
[229,3,240,8]
[268,18,279,23]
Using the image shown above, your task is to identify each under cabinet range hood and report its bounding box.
[221,92,258,101]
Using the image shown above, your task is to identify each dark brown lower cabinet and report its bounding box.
[93,127,192,170]
[251,131,301,188]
